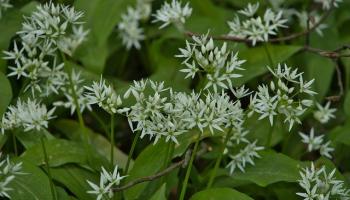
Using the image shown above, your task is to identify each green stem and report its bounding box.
[207,128,233,189]
[40,136,57,200]
[266,125,273,148]
[110,114,115,167]
[179,133,201,200]
[89,110,109,137]
[264,43,274,67]
[124,131,141,174]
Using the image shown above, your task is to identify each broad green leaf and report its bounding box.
[124,141,168,200]
[230,151,301,187]
[190,188,253,200]
[0,71,12,116]
[234,45,302,86]
[21,138,87,167]
[8,158,53,200]
[50,164,99,200]
[54,119,131,168]
[149,184,167,200]
[329,123,350,146]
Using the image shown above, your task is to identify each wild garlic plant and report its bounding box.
[248,63,316,131]
[0,154,24,199]
[297,163,350,200]
[3,2,88,96]
[299,128,334,159]
[227,2,288,45]
[87,165,126,200]
[0,0,11,19]
[177,32,246,93]
[313,102,336,124]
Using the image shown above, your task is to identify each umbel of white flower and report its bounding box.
[53,70,92,115]
[0,0,12,19]
[87,165,126,200]
[3,2,89,97]
[118,7,145,50]
[314,0,342,10]
[249,63,316,131]
[297,163,350,200]
[0,153,24,198]
[85,77,125,115]
[299,128,334,159]
[177,32,246,93]
[0,99,56,134]
[227,2,288,46]
[152,0,192,30]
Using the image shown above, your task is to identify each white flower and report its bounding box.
[0,153,24,199]
[87,164,125,200]
[0,0,12,19]
[230,85,252,99]
[85,77,123,114]
[53,70,92,115]
[227,3,287,46]
[297,163,350,200]
[152,0,192,30]
[238,2,259,17]
[0,99,55,133]
[177,33,246,92]
[314,102,336,124]
[250,64,315,131]
[299,128,334,159]
[226,141,264,174]
[314,0,342,10]
[118,7,145,50]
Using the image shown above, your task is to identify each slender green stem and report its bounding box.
[12,131,18,156]
[264,43,274,67]
[124,131,141,174]
[110,114,115,167]
[40,136,57,200]
[89,110,109,137]
[179,133,201,200]
[266,124,273,148]
[207,128,233,189]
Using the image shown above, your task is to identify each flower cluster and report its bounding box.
[124,79,247,144]
[296,11,328,36]
[249,63,316,131]
[0,0,11,19]
[313,102,336,124]
[226,140,264,174]
[87,165,126,200]
[118,7,145,50]
[299,128,334,159]
[3,2,88,97]
[85,77,125,115]
[152,0,192,30]
[53,70,92,115]
[0,99,55,133]
[227,3,288,46]
[177,32,246,92]
[0,154,24,198]
[297,163,350,200]
[314,0,342,10]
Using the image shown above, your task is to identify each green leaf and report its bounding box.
[190,188,253,200]
[329,123,350,146]
[149,184,167,200]
[230,151,301,187]
[234,45,302,86]
[8,158,54,200]
[0,71,12,116]
[50,164,98,200]
[344,91,350,116]
[124,141,168,200]
[21,138,87,167]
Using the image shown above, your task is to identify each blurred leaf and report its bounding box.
[329,123,350,146]
[50,164,98,200]
[0,71,12,116]
[8,158,53,200]
[344,91,350,116]
[124,141,168,200]
[190,188,253,200]
[230,151,301,187]
[234,45,302,86]
[149,184,167,200]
